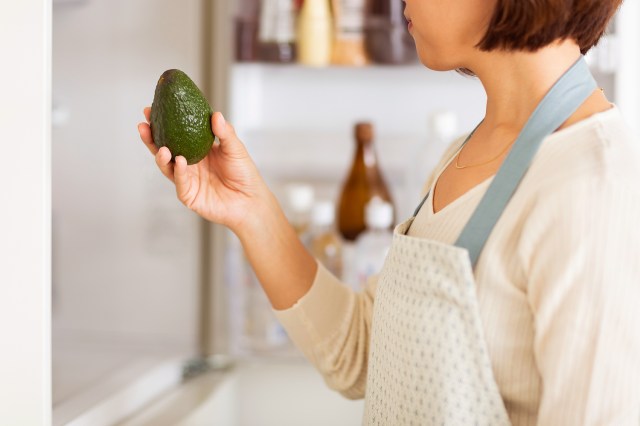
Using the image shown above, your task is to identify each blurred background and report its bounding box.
[50,0,639,425]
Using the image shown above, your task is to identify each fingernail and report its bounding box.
[219,112,226,127]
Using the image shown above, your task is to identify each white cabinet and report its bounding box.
[613,2,640,135]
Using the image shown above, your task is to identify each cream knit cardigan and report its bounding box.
[275,107,640,425]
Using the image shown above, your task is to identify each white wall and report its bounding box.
[0,1,52,425]
[616,0,640,135]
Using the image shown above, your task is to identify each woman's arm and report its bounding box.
[275,266,378,399]
[234,189,318,310]
[139,110,375,398]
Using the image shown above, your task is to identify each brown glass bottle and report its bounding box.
[234,0,261,62]
[337,123,394,242]
[364,0,417,64]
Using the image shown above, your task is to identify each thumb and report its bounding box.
[212,112,240,147]
[211,112,249,159]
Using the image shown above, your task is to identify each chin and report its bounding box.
[418,53,460,71]
[416,48,460,72]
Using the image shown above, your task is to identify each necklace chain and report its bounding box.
[454,138,515,170]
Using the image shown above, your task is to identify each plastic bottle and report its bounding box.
[229,183,314,358]
[307,200,343,278]
[258,0,297,63]
[364,0,417,64]
[297,0,333,66]
[337,122,394,242]
[354,197,394,290]
[284,183,315,238]
[330,0,369,66]
[405,111,458,207]
[226,232,291,357]
[242,263,291,354]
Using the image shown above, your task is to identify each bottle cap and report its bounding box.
[430,111,458,139]
[286,183,315,213]
[311,200,335,227]
[355,122,374,143]
[365,197,393,229]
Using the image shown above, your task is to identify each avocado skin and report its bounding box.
[150,69,215,165]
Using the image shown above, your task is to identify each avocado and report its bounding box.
[150,69,215,165]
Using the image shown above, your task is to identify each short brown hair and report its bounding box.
[479,0,623,54]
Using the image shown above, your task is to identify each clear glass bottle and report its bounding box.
[337,122,394,242]
[354,197,394,290]
[307,200,343,278]
[258,0,297,63]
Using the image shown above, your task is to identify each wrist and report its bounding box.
[230,188,289,245]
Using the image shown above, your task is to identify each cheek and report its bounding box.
[413,4,463,47]
[410,2,490,69]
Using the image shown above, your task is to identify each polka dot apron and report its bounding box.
[362,57,597,425]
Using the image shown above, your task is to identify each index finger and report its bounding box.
[144,107,151,123]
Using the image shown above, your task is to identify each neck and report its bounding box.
[469,40,582,132]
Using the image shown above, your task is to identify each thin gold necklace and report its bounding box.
[454,138,515,169]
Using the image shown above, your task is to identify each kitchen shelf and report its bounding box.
[228,62,486,134]
[232,61,424,70]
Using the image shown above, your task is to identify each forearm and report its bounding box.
[233,191,318,310]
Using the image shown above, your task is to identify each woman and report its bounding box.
[138,0,640,424]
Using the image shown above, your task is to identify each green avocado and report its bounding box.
[150,69,215,165]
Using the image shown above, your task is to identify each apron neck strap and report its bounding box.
[456,56,597,267]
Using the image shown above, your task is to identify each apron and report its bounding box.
[362,57,597,425]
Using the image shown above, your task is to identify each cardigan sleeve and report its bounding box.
[522,175,640,425]
[273,262,378,399]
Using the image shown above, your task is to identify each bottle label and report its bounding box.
[334,0,366,40]
[259,0,296,43]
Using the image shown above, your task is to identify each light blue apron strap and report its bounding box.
[456,56,597,267]
[412,191,431,218]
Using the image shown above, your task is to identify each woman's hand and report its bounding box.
[137,108,270,233]
[138,107,317,310]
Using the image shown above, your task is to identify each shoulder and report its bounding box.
[526,106,640,194]
[514,107,640,262]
